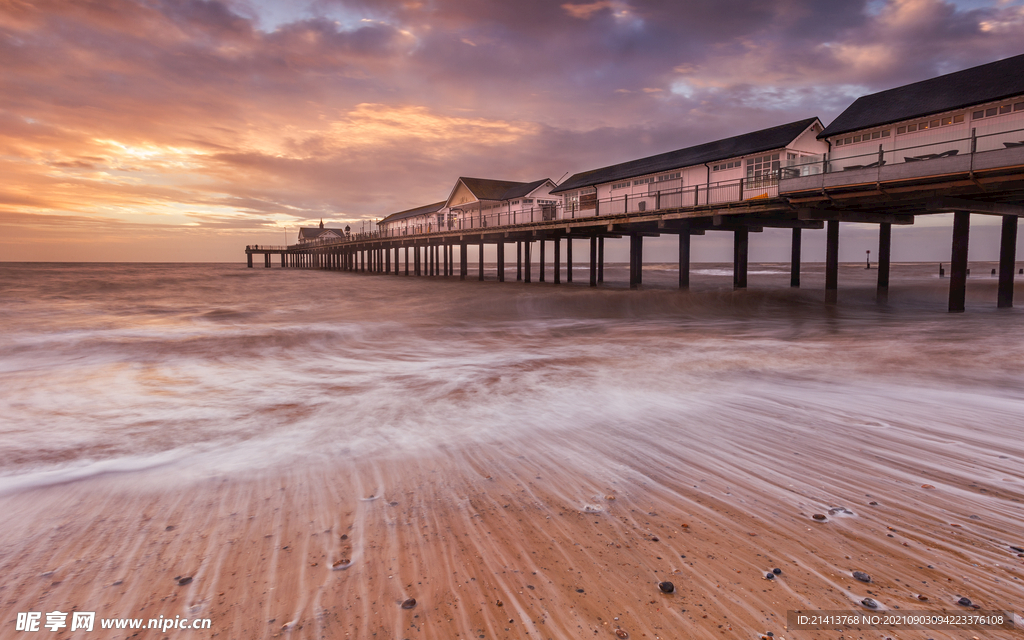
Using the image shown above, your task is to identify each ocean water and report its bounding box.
[1,261,1023,495]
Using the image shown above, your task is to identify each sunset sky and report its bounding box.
[2,0,1023,262]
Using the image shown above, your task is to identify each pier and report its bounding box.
[246,54,1024,312]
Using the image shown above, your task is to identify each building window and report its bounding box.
[1016,102,1024,111]
[633,177,654,186]
[973,101,1018,120]
[612,181,630,190]
[657,171,681,181]
[711,160,741,171]
[746,153,780,179]
[896,113,964,135]
[523,198,533,204]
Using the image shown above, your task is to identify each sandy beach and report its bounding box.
[2,263,1023,639]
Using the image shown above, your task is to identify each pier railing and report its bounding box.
[781,124,1024,192]
[371,174,782,239]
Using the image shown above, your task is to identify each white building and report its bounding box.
[816,53,1024,173]
[551,118,827,217]
[378,202,447,237]
[298,220,349,243]
[444,177,559,230]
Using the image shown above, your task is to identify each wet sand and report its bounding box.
[2,407,1022,639]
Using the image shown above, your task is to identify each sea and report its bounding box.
[1,261,1023,494]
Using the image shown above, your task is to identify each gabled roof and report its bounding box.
[819,53,1024,139]
[445,177,554,208]
[551,118,821,193]
[298,227,345,239]
[500,178,555,200]
[379,201,446,225]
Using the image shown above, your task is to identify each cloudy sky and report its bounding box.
[2,0,1023,261]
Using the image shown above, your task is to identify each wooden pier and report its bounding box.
[246,146,1024,313]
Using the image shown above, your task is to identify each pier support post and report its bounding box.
[790,228,801,288]
[497,241,505,282]
[247,252,253,268]
[949,211,970,312]
[265,253,271,268]
[679,222,691,290]
[733,228,748,289]
[478,240,484,281]
[589,237,597,287]
[825,220,839,304]
[598,237,604,283]
[629,234,643,289]
[553,237,561,284]
[516,242,522,281]
[281,253,286,268]
[877,223,891,303]
[566,238,573,283]
[998,215,1017,308]
[525,241,532,283]
[443,242,449,277]
[460,242,467,280]
[415,245,421,276]
[386,247,391,274]
[403,247,409,276]
[539,239,546,282]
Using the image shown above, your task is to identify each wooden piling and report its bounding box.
[539,239,546,282]
[790,228,801,288]
[553,237,561,284]
[247,252,253,268]
[524,241,532,283]
[629,234,643,289]
[589,237,597,287]
[516,242,522,281]
[460,242,467,280]
[478,241,484,281]
[998,215,1017,308]
[949,211,970,313]
[497,241,505,282]
[679,223,690,290]
[877,222,891,303]
[733,228,748,289]
[825,220,838,304]
[566,238,573,283]
[598,238,604,283]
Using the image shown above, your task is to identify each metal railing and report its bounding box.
[783,124,1024,176]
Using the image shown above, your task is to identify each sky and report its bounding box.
[1,0,1023,262]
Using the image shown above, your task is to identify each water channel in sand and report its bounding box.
[1,262,1022,639]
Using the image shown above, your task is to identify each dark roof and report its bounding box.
[379,201,446,225]
[551,118,820,193]
[820,53,1024,139]
[298,227,346,239]
[458,177,526,201]
[498,178,553,200]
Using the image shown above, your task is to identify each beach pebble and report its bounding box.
[957,597,972,606]
[921,484,935,489]
[401,598,416,609]
[765,573,774,580]
[853,571,872,583]
[496,600,503,607]
[332,559,351,570]
[861,598,878,609]
[576,588,585,593]
[658,581,675,593]
[1010,545,1024,553]
[605,495,615,500]
[812,514,827,521]
[650,537,659,542]
[615,630,629,639]
[917,595,928,601]
[868,501,879,506]
[177,577,192,586]
[340,534,348,540]
[772,568,781,575]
